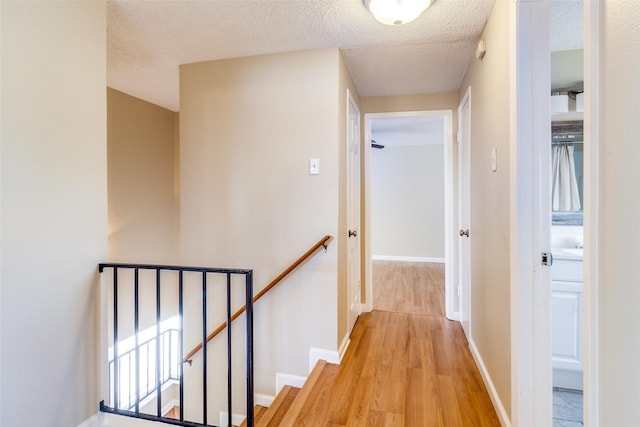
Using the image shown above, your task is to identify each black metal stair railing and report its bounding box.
[98,263,254,427]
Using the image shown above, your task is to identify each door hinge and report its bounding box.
[541,252,553,266]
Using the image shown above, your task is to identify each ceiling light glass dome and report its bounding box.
[363,0,434,26]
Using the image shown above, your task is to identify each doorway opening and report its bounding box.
[363,110,455,319]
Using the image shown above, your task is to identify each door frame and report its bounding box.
[511,1,600,425]
[458,87,471,336]
[582,1,600,424]
[362,109,455,319]
[346,89,362,336]
[510,1,553,424]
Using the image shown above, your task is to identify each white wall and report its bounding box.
[370,143,445,260]
[597,1,640,425]
[0,2,107,426]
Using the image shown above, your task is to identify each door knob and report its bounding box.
[459,229,469,237]
[348,229,358,238]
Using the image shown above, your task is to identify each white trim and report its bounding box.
[275,372,307,395]
[77,414,98,427]
[255,393,276,408]
[346,88,362,338]
[457,86,471,332]
[469,339,512,427]
[371,255,445,263]
[583,1,600,425]
[309,347,340,372]
[338,335,351,362]
[508,2,521,420]
[363,111,374,314]
[364,109,455,321]
[443,109,456,321]
[447,311,461,322]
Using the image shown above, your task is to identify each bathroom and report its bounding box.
[550,2,584,425]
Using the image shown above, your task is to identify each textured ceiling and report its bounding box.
[107,0,585,112]
[550,0,583,53]
[108,0,495,112]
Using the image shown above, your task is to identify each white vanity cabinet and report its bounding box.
[551,254,584,390]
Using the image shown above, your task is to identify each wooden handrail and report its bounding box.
[183,235,332,363]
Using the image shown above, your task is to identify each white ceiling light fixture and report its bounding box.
[363,0,434,26]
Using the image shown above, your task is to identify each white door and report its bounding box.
[458,89,471,338]
[347,90,361,335]
[513,1,554,424]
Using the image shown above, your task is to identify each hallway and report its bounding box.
[329,310,501,426]
[282,261,500,425]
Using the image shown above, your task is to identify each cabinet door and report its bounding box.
[551,282,583,371]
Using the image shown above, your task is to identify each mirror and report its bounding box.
[551,120,583,225]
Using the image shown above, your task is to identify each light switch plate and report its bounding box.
[491,148,497,172]
[309,158,320,175]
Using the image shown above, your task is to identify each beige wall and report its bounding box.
[179,48,346,399]
[597,2,640,425]
[107,88,179,264]
[0,2,107,426]
[458,0,511,418]
[361,92,459,114]
[371,144,445,259]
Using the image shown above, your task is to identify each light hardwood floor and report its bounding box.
[279,261,500,426]
[284,311,501,426]
[373,261,445,316]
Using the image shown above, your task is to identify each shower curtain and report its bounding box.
[552,144,581,211]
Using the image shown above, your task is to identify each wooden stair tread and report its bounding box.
[255,385,300,427]
[254,405,268,423]
[239,404,268,427]
[290,362,340,425]
[277,359,340,426]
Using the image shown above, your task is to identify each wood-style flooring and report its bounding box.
[266,261,500,426]
[304,310,501,426]
[164,406,180,420]
[373,261,445,316]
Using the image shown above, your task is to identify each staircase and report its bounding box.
[241,359,340,427]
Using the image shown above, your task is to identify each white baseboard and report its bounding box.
[338,336,350,362]
[372,255,445,263]
[275,372,307,395]
[255,393,275,407]
[276,344,349,399]
[309,347,340,373]
[468,339,512,427]
[446,310,461,322]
